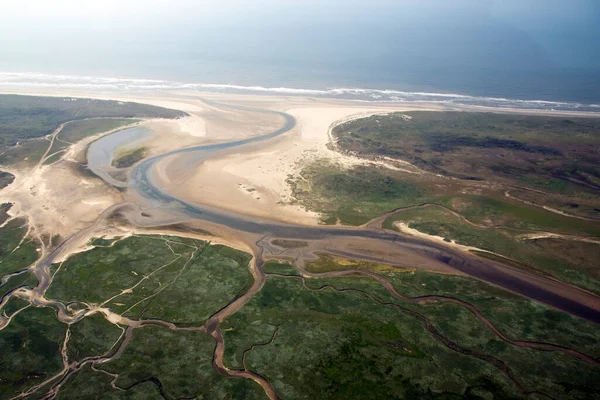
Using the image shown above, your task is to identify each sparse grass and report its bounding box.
[291,160,431,225]
[59,118,139,144]
[383,206,600,294]
[439,194,600,235]
[0,94,185,147]
[305,254,411,274]
[271,239,308,249]
[263,260,300,275]
[1,119,141,169]
[112,147,146,168]
[42,118,140,166]
[0,137,50,167]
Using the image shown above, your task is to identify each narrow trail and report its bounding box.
[505,189,600,223]
[365,202,504,230]
[366,201,600,243]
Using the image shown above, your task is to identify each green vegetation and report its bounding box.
[67,314,123,361]
[306,254,410,274]
[0,217,39,282]
[43,118,141,166]
[290,111,600,292]
[383,205,600,294]
[112,147,146,168]
[291,160,600,291]
[0,171,14,189]
[0,307,68,398]
[59,118,139,144]
[333,112,600,192]
[290,160,430,225]
[0,118,140,168]
[307,266,600,356]
[47,236,254,323]
[56,365,164,400]
[0,271,37,300]
[0,94,185,147]
[0,136,49,168]
[2,233,598,399]
[222,266,600,400]
[270,239,308,249]
[0,202,12,225]
[438,194,600,235]
[130,243,254,323]
[96,326,266,399]
[263,260,300,275]
[332,111,600,220]
[0,234,264,399]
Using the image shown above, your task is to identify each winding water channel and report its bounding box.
[5,98,600,399]
[110,99,600,324]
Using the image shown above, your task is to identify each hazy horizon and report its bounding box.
[1,0,599,102]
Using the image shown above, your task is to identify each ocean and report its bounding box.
[0,1,598,111]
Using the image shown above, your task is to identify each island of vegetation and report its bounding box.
[0,96,598,400]
[111,147,147,168]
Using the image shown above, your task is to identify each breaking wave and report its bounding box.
[1,71,598,112]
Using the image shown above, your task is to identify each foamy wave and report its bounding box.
[0,71,598,112]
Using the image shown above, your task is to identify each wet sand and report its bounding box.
[2,89,600,400]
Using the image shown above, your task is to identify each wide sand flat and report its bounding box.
[2,88,598,238]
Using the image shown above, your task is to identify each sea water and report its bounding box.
[0,1,598,110]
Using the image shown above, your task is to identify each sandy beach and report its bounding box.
[2,87,599,241]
